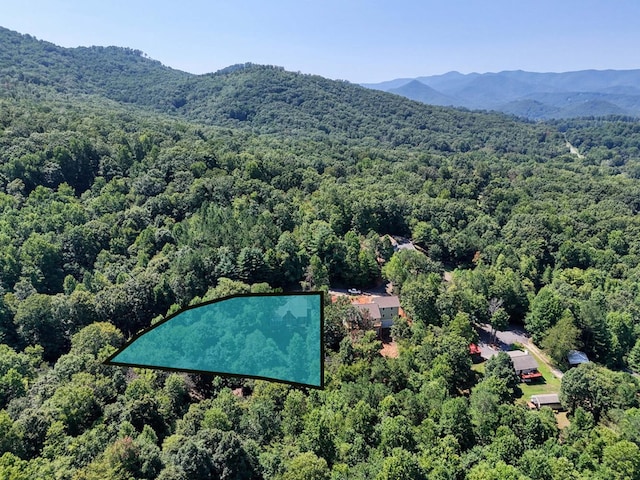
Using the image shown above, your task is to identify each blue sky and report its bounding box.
[4,1,640,83]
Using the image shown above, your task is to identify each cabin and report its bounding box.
[355,303,382,324]
[374,296,401,328]
[388,236,417,252]
[529,394,563,411]
[274,297,310,328]
[349,295,400,330]
[345,294,403,338]
[507,350,543,382]
[353,303,382,335]
[567,350,589,368]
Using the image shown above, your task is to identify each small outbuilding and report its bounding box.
[469,343,482,363]
[567,350,589,368]
[529,394,563,410]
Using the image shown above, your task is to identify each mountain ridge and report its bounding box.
[0,25,562,156]
[364,69,640,119]
[388,80,457,107]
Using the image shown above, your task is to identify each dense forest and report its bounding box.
[1,27,640,479]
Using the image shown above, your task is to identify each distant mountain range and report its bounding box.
[0,26,561,154]
[4,22,638,125]
[362,70,640,119]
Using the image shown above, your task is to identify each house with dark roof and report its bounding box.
[507,350,542,382]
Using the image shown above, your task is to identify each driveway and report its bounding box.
[477,323,529,359]
[328,281,393,298]
[477,323,564,379]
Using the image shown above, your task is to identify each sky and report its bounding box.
[3,0,640,83]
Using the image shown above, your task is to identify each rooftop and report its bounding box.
[567,350,589,365]
[373,296,401,308]
[507,350,529,358]
[355,303,381,320]
[275,296,309,319]
[531,394,560,404]
[509,352,539,372]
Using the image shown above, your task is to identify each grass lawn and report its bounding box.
[474,349,568,428]
[471,361,485,374]
[518,349,562,398]
[473,349,562,400]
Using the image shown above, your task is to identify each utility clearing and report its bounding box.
[565,139,585,159]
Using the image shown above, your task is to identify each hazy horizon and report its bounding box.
[3,0,640,83]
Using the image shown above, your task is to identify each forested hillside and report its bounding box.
[1,27,640,479]
[0,27,556,148]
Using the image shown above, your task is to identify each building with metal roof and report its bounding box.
[530,394,563,410]
[567,350,589,367]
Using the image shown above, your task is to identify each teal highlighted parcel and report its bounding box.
[106,293,323,388]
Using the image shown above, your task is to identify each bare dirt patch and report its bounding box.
[380,341,399,358]
[556,411,570,429]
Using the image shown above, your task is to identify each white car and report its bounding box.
[347,288,362,295]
